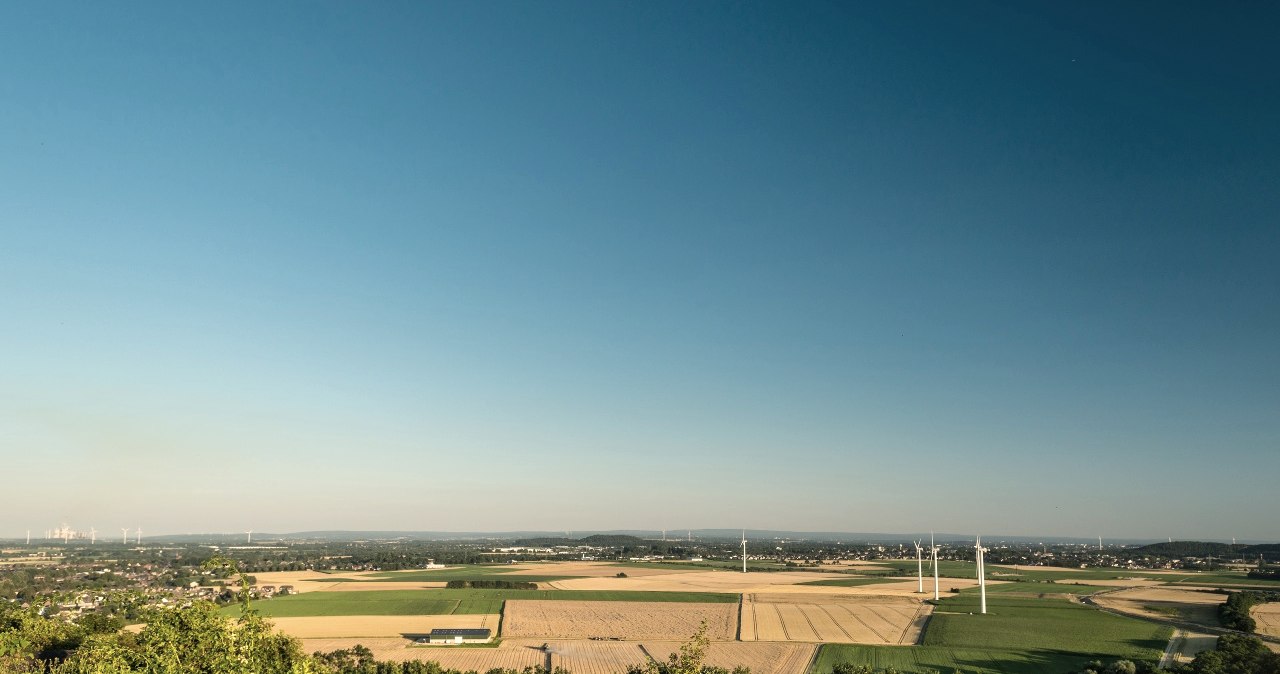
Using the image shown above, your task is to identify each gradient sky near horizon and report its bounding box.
[2,2,1277,540]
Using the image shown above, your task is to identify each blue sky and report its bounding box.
[2,2,1277,539]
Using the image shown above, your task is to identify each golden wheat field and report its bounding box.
[739,593,927,645]
[271,614,498,639]
[1091,587,1225,626]
[502,600,736,640]
[1254,602,1280,638]
[503,561,690,578]
[642,641,817,674]
[302,638,546,669]
[536,639,649,674]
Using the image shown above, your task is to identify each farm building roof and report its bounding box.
[428,628,492,637]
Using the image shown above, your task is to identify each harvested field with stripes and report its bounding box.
[301,638,545,669]
[1254,602,1280,639]
[740,593,929,645]
[538,640,649,674]
[502,600,737,640]
[643,641,818,674]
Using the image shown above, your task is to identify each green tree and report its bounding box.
[1177,634,1280,674]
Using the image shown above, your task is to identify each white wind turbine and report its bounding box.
[246,530,253,544]
[741,530,748,573]
[121,528,129,545]
[975,535,988,615]
[90,527,96,544]
[913,540,924,593]
[135,527,142,544]
[931,531,940,601]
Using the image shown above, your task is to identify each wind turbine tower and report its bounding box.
[135,528,142,545]
[1098,536,1103,551]
[121,528,129,545]
[246,530,253,544]
[90,528,96,544]
[741,530,748,573]
[26,530,30,545]
[930,532,939,601]
[913,540,923,593]
[976,535,988,615]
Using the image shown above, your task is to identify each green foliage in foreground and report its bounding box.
[2,601,744,674]
[625,621,749,674]
[813,594,1169,674]
[1172,634,1280,674]
[232,588,738,617]
[3,601,315,674]
[1217,590,1280,632]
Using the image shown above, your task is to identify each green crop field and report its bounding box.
[799,577,905,588]
[865,561,1268,586]
[812,644,1089,674]
[860,561,978,579]
[812,593,1169,674]
[1159,572,1280,588]
[975,581,1108,595]
[231,588,739,617]
[358,566,584,582]
[612,560,792,571]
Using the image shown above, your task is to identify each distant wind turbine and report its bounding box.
[741,530,748,573]
[913,540,924,593]
[121,528,129,545]
[246,530,253,544]
[90,527,96,544]
[135,528,142,544]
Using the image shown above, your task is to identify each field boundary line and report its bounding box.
[803,644,824,674]
[637,643,658,667]
[736,594,743,641]
[902,603,929,645]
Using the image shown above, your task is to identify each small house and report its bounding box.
[426,628,492,644]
